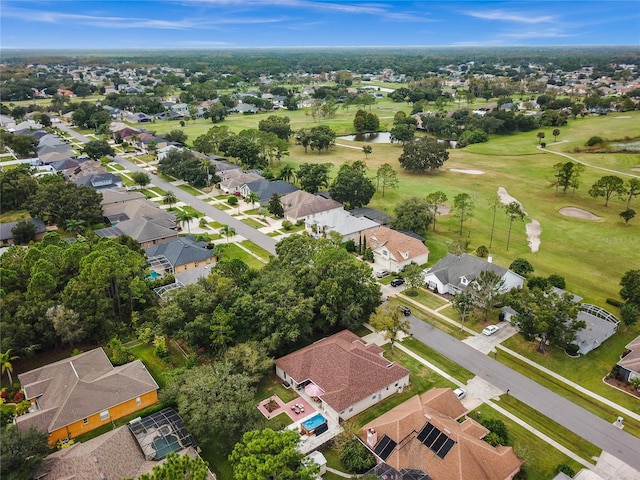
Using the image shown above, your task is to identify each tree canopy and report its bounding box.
[398,138,449,173]
[392,197,432,236]
[328,160,375,210]
[296,163,331,193]
[25,182,103,229]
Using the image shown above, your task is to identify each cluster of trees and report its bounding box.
[69,101,112,131]
[390,111,418,144]
[0,234,154,355]
[158,149,209,187]
[154,234,381,356]
[296,125,337,153]
[102,92,164,115]
[353,109,380,133]
[328,161,376,210]
[398,137,449,173]
[620,270,640,328]
[0,130,39,157]
[83,139,115,159]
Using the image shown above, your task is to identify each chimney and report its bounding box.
[487,254,493,264]
[367,428,378,447]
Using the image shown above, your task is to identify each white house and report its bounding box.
[305,209,378,242]
[363,226,429,273]
[422,253,524,295]
[275,330,410,423]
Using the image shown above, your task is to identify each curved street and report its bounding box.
[409,316,640,471]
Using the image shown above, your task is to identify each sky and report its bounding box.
[1,0,639,50]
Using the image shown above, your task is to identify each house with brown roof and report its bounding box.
[363,226,430,273]
[275,330,410,423]
[16,348,159,445]
[360,389,522,480]
[280,190,344,222]
[617,335,640,383]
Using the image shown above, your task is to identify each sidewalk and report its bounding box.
[398,291,640,423]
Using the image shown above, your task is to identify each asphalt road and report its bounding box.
[410,317,640,470]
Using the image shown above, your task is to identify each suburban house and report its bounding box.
[100,188,146,210]
[360,389,523,480]
[36,408,213,480]
[74,172,123,190]
[219,170,263,194]
[146,236,215,274]
[275,330,410,423]
[363,226,430,273]
[101,196,176,228]
[280,190,344,223]
[422,254,525,295]
[617,336,640,382]
[0,218,47,245]
[349,207,395,226]
[95,216,179,249]
[305,209,379,241]
[16,348,159,445]
[238,179,299,206]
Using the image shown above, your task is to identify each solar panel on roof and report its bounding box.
[417,422,435,442]
[373,434,397,461]
[431,432,447,452]
[437,438,455,459]
[424,426,441,447]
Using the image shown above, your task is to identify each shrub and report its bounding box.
[565,343,580,356]
[281,220,293,230]
[227,196,238,205]
[540,142,546,148]
[509,258,534,277]
[586,135,604,147]
[606,298,623,308]
[340,439,376,473]
[345,239,357,252]
[15,400,32,416]
[476,245,489,257]
[363,248,374,262]
[527,276,549,291]
[547,274,566,289]
[555,463,575,477]
[153,335,168,358]
[13,391,24,402]
[480,418,509,445]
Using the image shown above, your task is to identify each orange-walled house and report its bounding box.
[16,348,159,445]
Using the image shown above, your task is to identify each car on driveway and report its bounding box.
[482,325,500,336]
[399,305,411,316]
[375,269,390,279]
[390,278,405,287]
[453,387,467,400]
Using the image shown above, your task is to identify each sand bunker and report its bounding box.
[631,168,640,172]
[437,205,451,215]
[497,187,541,252]
[559,207,602,221]
[450,168,485,175]
[526,220,542,253]
[615,116,631,119]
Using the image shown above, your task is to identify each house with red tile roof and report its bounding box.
[363,226,430,273]
[275,330,410,422]
[360,389,522,480]
[16,348,159,445]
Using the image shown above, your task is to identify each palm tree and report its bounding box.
[505,201,526,251]
[1,349,19,386]
[65,219,87,234]
[246,191,260,209]
[200,158,211,186]
[552,129,561,142]
[176,210,196,234]
[278,164,295,183]
[220,224,236,243]
[163,190,178,210]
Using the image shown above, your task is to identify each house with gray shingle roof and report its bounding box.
[305,209,379,241]
[275,330,410,422]
[422,253,524,295]
[0,218,47,245]
[16,348,159,445]
[239,179,299,206]
[95,216,178,249]
[146,236,215,273]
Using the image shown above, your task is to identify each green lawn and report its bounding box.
[267,231,283,237]
[213,203,232,210]
[255,372,299,404]
[177,184,204,196]
[400,337,475,383]
[240,240,273,261]
[407,287,449,309]
[208,221,223,228]
[180,205,204,217]
[141,189,161,199]
[222,243,267,269]
[389,297,467,340]
[241,217,267,228]
[473,403,584,480]
[128,341,187,388]
[148,186,167,196]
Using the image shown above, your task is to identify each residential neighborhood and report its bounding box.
[1,35,640,480]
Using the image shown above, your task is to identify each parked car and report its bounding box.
[482,325,500,336]
[375,269,390,279]
[390,278,405,287]
[453,387,467,400]
[399,305,411,316]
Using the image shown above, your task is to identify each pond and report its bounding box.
[338,132,393,143]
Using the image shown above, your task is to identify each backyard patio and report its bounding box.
[257,395,314,422]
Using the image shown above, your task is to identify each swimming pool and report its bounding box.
[152,434,181,460]
[301,413,326,432]
[147,271,162,280]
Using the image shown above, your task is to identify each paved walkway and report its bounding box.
[539,144,640,179]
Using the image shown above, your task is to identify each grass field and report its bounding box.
[222,243,267,269]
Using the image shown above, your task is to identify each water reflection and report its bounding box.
[338,132,392,143]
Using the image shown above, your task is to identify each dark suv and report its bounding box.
[399,306,411,316]
[390,278,405,287]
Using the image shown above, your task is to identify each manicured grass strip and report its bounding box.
[240,240,272,261]
[180,205,203,217]
[208,221,223,228]
[214,194,230,200]
[496,395,601,463]
[473,403,584,480]
[401,337,475,383]
[177,184,203,196]
[407,287,449,309]
[223,243,266,269]
[108,163,126,171]
[281,223,306,233]
[267,412,293,430]
[148,186,166,196]
[350,345,456,428]
[213,204,231,210]
[267,231,282,237]
[141,189,160,199]
[390,296,467,340]
[241,217,267,228]
[497,348,640,438]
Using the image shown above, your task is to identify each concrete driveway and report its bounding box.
[462,322,519,354]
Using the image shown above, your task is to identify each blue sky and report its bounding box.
[1,0,639,49]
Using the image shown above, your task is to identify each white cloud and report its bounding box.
[465,9,557,24]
